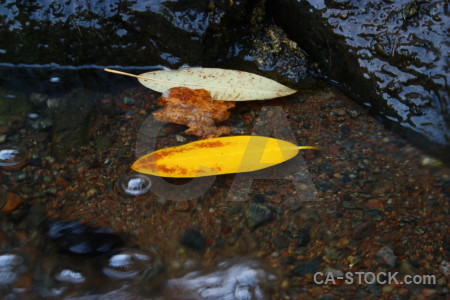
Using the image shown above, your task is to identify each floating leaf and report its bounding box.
[132,136,320,178]
[104,68,296,101]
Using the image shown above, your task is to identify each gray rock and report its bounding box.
[245,204,272,228]
[291,257,322,276]
[376,246,396,267]
[267,0,450,161]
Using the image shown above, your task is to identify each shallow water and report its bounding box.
[0,67,449,299]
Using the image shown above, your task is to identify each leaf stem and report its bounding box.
[104,68,152,81]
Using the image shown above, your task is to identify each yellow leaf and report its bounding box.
[132,136,320,178]
[104,68,296,101]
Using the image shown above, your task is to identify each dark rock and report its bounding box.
[352,222,375,240]
[291,256,322,276]
[245,203,272,228]
[44,219,124,255]
[0,1,315,93]
[252,194,266,203]
[267,0,450,161]
[297,227,311,247]
[273,234,289,250]
[180,229,206,253]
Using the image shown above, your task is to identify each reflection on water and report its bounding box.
[161,259,277,300]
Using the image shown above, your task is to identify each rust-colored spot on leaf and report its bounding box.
[194,140,226,148]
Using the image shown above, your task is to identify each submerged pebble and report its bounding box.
[116,174,152,196]
[0,146,28,170]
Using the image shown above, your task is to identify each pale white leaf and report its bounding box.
[104,68,296,101]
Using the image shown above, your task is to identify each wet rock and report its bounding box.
[245,204,272,229]
[291,257,322,276]
[44,219,124,256]
[180,229,206,253]
[267,0,450,160]
[0,0,256,68]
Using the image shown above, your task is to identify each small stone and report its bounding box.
[352,222,375,240]
[331,108,346,116]
[291,257,322,276]
[180,229,206,253]
[0,134,5,143]
[363,209,382,220]
[123,97,136,105]
[376,246,396,267]
[399,260,418,275]
[273,234,289,250]
[29,118,53,131]
[382,285,394,293]
[324,246,341,260]
[245,204,272,228]
[297,227,311,247]
[1,192,23,213]
[366,199,384,209]
[347,108,360,118]
[174,200,191,211]
[175,134,186,142]
[421,156,442,167]
[86,188,98,197]
[342,200,360,209]
[439,260,449,278]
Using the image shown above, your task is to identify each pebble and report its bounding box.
[376,246,396,267]
[0,134,5,143]
[174,200,191,211]
[175,134,186,142]
[347,108,360,118]
[439,260,449,278]
[324,246,341,260]
[352,222,375,240]
[297,227,311,247]
[123,97,137,105]
[366,199,384,209]
[180,229,206,253]
[0,192,23,213]
[291,257,322,276]
[245,204,272,228]
[273,234,289,250]
[29,118,53,131]
[421,156,442,167]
